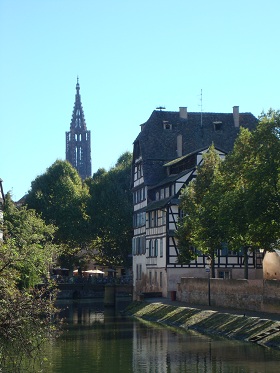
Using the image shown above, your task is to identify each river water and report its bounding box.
[37,300,280,372]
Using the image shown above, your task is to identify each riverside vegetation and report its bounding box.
[0,152,133,371]
[0,194,62,372]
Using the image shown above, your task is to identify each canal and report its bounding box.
[37,300,280,372]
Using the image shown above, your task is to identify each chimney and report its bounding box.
[177,134,183,157]
[233,106,239,127]
[179,107,188,119]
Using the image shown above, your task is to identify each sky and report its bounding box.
[0,0,279,201]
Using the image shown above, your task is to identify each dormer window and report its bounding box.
[213,121,222,132]
[163,121,172,130]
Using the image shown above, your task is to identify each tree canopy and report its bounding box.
[25,154,133,270]
[219,110,280,253]
[3,192,58,288]
[176,110,280,278]
[25,160,90,268]
[86,152,133,268]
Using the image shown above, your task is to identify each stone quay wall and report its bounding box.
[177,278,280,314]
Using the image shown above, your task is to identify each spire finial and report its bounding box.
[76,76,80,91]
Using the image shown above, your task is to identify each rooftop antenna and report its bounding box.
[199,89,203,127]
[156,106,166,111]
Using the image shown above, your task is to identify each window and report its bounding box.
[151,240,155,257]
[220,243,230,256]
[178,208,184,220]
[141,212,145,226]
[135,163,143,179]
[142,237,147,254]
[155,239,158,257]
[160,272,163,287]
[154,211,158,227]
[162,211,166,225]
[134,163,143,181]
[133,187,146,204]
[165,187,169,198]
[160,238,163,257]
[213,121,222,131]
[148,211,158,228]
[132,236,146,255]
[148,239,158,257]
[148,240,152,257]
[149,271,152,285]
[218,270,231,279]
[133,212,145,228]
[163,121,172,130]
[148,212,152,228]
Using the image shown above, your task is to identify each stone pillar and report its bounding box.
[104,285,116,306]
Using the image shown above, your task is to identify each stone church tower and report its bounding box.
[66,78,92,180]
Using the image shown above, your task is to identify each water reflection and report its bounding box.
[40,301,280,373]
[132,320,279,373]
[59,299,105,325]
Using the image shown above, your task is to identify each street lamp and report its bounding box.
[206,256,212,306]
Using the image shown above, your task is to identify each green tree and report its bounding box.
[218,111,280,277]
[0,193,60,371]
[177,145,223,277]
[86,152,133,268]
[4,192,58,288]
[218,127,254,278]
[245,110,280,251]
[25,160,90,269]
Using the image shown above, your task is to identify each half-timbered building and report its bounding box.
[131,106,261,298]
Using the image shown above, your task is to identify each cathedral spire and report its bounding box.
[66,79,92,180]
[70,76,87,131]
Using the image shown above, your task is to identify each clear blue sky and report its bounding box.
[1,0,279,200]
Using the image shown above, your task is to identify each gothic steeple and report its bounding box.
[66,78,92,179]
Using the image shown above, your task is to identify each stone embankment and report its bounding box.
[124,301,280,350]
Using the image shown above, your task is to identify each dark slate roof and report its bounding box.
[163,146,226,167]
[145,197,180,212]
[145,196,173,212]
[148,168,194,190]
[133,109,258,186]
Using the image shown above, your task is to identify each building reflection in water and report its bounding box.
[132,318,280,373]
